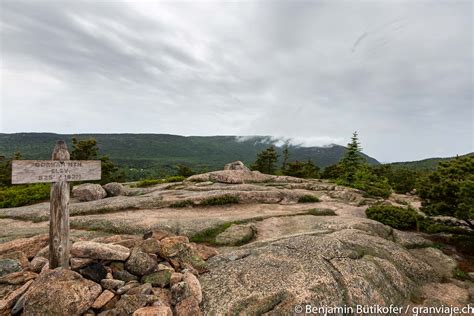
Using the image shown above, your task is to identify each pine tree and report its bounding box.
[252,146,279,174]
[340,131,364,182]
[281,144,290,171]
[71,138,121,184]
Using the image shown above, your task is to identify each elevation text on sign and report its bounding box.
[11,160,101,184]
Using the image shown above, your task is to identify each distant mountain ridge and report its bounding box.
[0,133,379,175]
[387,152,474,170]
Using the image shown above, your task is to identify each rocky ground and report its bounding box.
[0,162,472,315]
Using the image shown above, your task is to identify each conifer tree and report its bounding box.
[281,144,290,171]
[252,146,279,174]
[340,131,364,182]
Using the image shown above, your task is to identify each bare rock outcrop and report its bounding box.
[200,228,460,314]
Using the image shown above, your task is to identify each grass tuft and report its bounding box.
[200,195,239,206]
[297,195,320,203]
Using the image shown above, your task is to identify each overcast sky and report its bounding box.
[0,0,472,162]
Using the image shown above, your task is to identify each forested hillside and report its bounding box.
[388,153,474,170]
[0,133,379,179]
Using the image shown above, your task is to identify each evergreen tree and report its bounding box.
[71,137,99,160]
[340,131,365,182]
[71,138,122,184]
[283,160,320,178]
[418,156,474,229]
[177,164,194,177]
[252,146,279,174]
[321,163,344,179]
[281,144,290,171]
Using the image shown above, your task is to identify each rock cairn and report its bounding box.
[0,230,217,315]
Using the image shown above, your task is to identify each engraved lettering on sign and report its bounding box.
[12,160,101,184]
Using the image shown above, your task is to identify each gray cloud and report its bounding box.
[0,0,472,162]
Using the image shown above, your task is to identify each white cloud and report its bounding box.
[0,0,472,161]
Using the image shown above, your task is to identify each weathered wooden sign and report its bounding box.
[11,160,101,184]
[11,140,101,269]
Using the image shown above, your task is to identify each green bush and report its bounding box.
[134,179,162,188]
[170,200,194,208]
[133,175,186,188]
[200,195,239,206]
[418,156,474,229]
[365,205,419,230]
[0,184,50,208]
[305,208,336,216]
[298,195,320,203]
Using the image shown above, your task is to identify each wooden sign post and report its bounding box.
[11,140,101,269]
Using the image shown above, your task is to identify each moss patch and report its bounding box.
[200,195,239,206]
[297,195,320,203]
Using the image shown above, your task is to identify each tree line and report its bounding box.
[250,132,473,229]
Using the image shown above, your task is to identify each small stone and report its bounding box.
[157,263,174,272]
[113,294,157,315]
[0,235,49,259]
[102,182,126,197]
[0,251,29,269]
[114,239,141,249]
[0,259,22,277]
[0,271,37,285]
[113,270,138,283]
[139,239,161,254]
[188,243,218,260]
[127,283,152,295]
[175,296,201,316]
[159,236,189,258]
[109,262,125,272]
[34,246,49,259]
[215,224,255,246]
[117,281,140,295]
[0,279,33,314]
[183,272,202,303]
[102,294,120,311]
[72,183,107,201]
[151,288,172,307]
[224,161,250,171]
[71,241,130,261]
[100,279,125,290]
[71,258,95,270]
[143,230,173,241]
[80,263,107,283]
[468,272,474,281]
[170,272,183,286]
[133,306,173,316]
[125,247,157,277]
[23,268,102,315]
[11,292,27,315]
[29,257,48,273]
[141,270,172,288]
[92,290,115,309]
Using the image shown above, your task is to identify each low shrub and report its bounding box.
[133,175,186,188]
[305,208,336,216]
[190,222,234,244]
[170,200,194,208]
[0,184,50,208]
[165,176,186,183]
[133,179,162,188]
[298,195,320,203]
[200,195,239,206]
[365,205,419,230]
